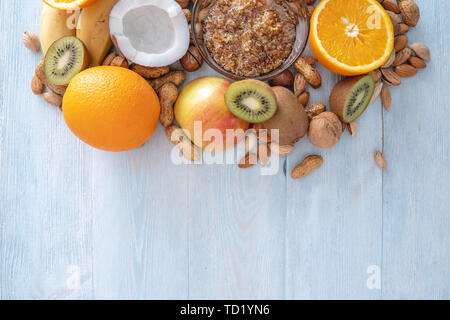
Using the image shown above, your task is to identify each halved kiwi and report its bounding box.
[44,36,90,86]
[224,80,277,123]
[329,75,375,123]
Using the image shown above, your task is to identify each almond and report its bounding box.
[381,50,396,68]
[375,151,387,170]
[43,92,62,107]
[270,143,294,157]
[381,86,391,112]
[257,144,271,165]
[297,91,310,107]
[381,68,402,87]
[408,56,426,69]
[369,69,382,82]
[256,128,271,143]
[386,11,401,35]
[392,47,412,66]
[347,121,357,138]
[383,0,400,14]
[22,31,40,52]
[399,23,409,34]
[398,0,420,27]
[394,35,408,52]
[394,64,417,77]
[370,81,383,104]
[409,42,431,61]
[31,75,44,95]
[244,133,258,153]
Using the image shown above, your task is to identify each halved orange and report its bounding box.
[309,0,394,76]
[43,0,98,10]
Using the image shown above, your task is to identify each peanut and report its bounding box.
[305,103,326,120]
[130,64,170,79]
[294,58,321,89]
[158,83,178,128]
[291,155,323,179]
[150,71,186,91]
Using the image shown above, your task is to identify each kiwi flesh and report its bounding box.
[44,36,90,86]
[224,80,277,123]
[329,75,375,123]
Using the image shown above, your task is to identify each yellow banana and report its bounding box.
[40,4,76,54]
[76,0,119,66]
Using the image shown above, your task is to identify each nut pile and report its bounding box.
[24,25,201,161]
[370,0,430,111]
[24,0,429,179]
[239,0,430,180]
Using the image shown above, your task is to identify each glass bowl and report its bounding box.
[191,0,310,81]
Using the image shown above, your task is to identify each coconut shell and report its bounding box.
[329,75,369,123]
[262,86,309,145]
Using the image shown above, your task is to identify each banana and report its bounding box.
[76,0,119,66]
[40,4,76,54]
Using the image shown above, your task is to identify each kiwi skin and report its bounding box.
[329,75,375,123]
[44,36,90,86]
[262,86,309,145]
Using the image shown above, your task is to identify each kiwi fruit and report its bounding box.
[44,36,90,86]
[262,86,309,145]
[224,80,277,123]
[329,75,375,123]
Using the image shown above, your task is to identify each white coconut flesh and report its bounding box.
[109,0,189,67]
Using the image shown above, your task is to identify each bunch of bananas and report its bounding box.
[40,0,119,66]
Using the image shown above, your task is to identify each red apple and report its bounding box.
[174,77,250,152]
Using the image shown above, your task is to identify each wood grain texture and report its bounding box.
[381,0,450,299]
[0,0,94,299]
[0,0,449,300]
[285,49,383,299]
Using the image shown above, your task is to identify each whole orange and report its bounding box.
[62,66,160,152]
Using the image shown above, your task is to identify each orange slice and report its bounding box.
[309,0,394,76]
[43,0,98,10]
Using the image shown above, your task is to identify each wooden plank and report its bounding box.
[151,66,287,299]
[0,0,94,299]
[187,163,287,299]
[1,0,449,300]
[285,47,383,298]
[90,130,190,299]
[381,0,450,299]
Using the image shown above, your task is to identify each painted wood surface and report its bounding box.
[0,0,449,300]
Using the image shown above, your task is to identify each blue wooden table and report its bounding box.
[1,0,449,300]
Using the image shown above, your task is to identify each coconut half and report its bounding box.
[109,0,189,67]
